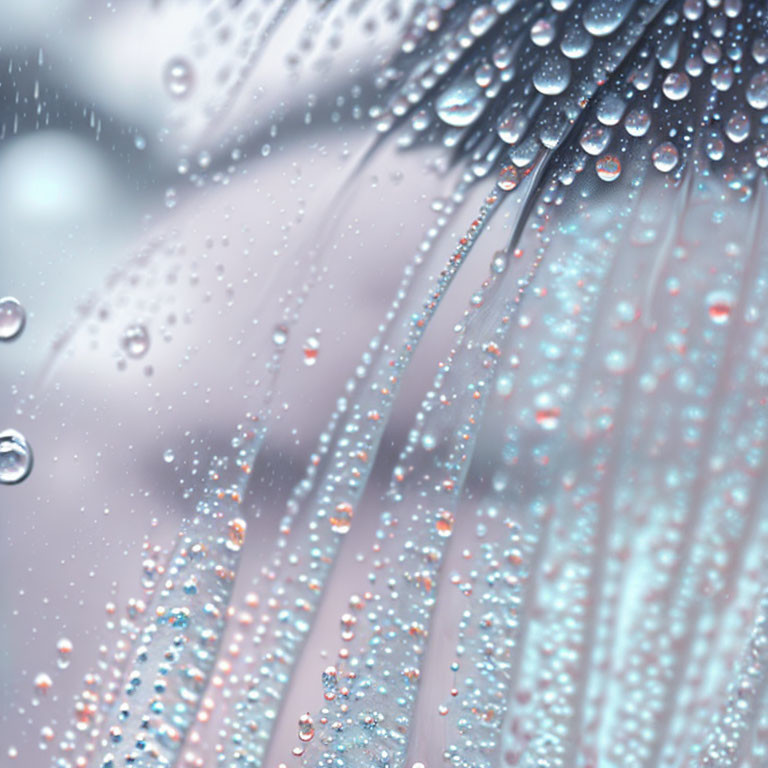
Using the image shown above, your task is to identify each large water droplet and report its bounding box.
[0,297,26,341]
[747,71,768,110]
[662,71,691,101]
[532,54,571,96]
[624,108,651,137]
[560,23,593,59]
[583,0,632,37]
[0,429,33,485]
[435,81,486,127]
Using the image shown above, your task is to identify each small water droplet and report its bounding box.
[435,509,455,537]
[56,638,73,669]
[330,502,354,534]
[33,672,52,693]
[0,297,26,341]
[303,336,319,366]
[652,142,680,173]
[497,164,520,191]
[121,324,150,359]
[227,518,247,551]
[298,713,315,743]
[0,429,33,485]
[706,290,734,324]
[596,154,621,182]
[164,57,194,99]
[725,111,750,144]
[272,324,289,347]
[163,449,175,464]
[497,111,529,145]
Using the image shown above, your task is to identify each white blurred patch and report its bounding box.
[0,130,115,224]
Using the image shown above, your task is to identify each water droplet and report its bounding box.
[421,433,437,451]
[662,71,691,101]
[531,19,556,47]
[497,111,529,145]
[272,324,289,347]
[535,393,561,430]
[583,0,632,37]
[298,713,315,743]
[0,429,33,485]
[651,142,680,173]
[710,62,734,91]
[497,164,520,191]
[164,57,194,99]
[491,251,509,274]
[706,131,725,161]
[56,638,73,669]
[435,81,486,127]
[33,672,52,693]
[0,297,26,341]
[624,108,651,137]
[596,154,621,182]
[121,324,150,359]
[303,336,319,366]
[227,518,247,551]
[580,123,611,155]
[340,612,357,641]
[706,290,734,324]
[725,111,750,144]
[747,71,768,110]
[560,23,593,59]
[533,54,571,95]
[468,5,497,37]
[605,349,629,374]
[330,502,354,534]
[435,509,455,537]
[163,449,175,464]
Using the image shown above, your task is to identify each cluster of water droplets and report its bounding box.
[0,296,32,485]
[370,0,768,189]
